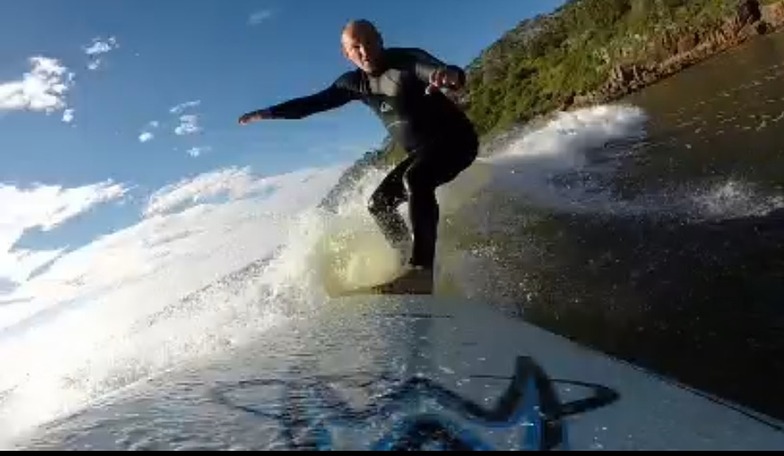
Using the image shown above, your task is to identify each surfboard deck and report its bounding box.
[309,295,784,450]
[16,295,784,450]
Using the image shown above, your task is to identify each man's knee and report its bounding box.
[368,191,392,216]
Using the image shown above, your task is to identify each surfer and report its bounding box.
[238,19,479,294]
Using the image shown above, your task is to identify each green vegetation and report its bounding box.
[463,0,742,137]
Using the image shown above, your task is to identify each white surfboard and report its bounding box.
[16,295,784,450]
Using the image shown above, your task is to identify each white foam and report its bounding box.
[688,179,784,220]
[0,165,346,447]
[475,104,649,214]
[473,104,784,220]
[488,104,648,169]
[257,167,402,304]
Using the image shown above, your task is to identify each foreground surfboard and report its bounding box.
[17,295,784,450]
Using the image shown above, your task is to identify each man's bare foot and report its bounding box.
[372,265,433,295]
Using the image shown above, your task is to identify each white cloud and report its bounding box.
[248,9,273,26]
[169,102,202,135]
[0,57,74,114]
[83,36,118,56]
[169,100,201,114]
[186,146,211,158]
[144,166,267,217]
[61,108,74,123]
[0,180,128,286]
[174,114,200,136]
[3,165,345,310]
[83,36,119,71]
[138,120,160,143]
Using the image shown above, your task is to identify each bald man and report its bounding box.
[239,19,478,295]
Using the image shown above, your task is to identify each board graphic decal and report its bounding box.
[211,356,621,450]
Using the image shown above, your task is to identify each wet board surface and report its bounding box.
[17,295,784,450]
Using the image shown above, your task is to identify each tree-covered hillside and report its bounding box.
[463,0,774,136]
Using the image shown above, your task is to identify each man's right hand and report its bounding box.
[238,109,271,125]
[426,66,465,95]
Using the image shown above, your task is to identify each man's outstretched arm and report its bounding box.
[239,74,358,124]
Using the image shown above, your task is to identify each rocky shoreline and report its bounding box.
[569,0,784,109]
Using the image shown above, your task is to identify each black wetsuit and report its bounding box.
[261,47,479,268]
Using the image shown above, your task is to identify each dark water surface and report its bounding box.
[468,31,784,421]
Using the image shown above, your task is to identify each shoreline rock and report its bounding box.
[569,0,784,110]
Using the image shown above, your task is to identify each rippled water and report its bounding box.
[465,30,784,421]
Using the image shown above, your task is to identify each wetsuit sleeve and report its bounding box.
[265,72,359,119]
[401,48,466,87]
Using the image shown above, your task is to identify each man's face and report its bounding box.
[341,26,383,74]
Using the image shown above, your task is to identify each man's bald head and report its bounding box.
[341,19,385,74]
[342,19,382,43]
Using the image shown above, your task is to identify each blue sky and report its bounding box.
[0,0,565,290]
